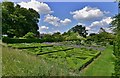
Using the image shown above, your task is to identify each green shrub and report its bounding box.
[23,32,35,39]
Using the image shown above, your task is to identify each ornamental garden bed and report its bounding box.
[8,43,101,72]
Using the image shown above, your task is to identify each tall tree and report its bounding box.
[2,2,40,37]
[68,25,88,37]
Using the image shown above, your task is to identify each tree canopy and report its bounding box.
[2,2,40,37]
[68,25,88,38]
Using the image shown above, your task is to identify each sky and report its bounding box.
[0,0,117,2]
[1,0,118,34]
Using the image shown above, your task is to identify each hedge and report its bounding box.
[78,51,101,71]
[8,45,53,49]
[36,48,74,55]
[113,37,120,77]
[2,37,43,43]
[2,37,64,43]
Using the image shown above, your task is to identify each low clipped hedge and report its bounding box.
[2,37,64,43]
[2,37,43,43]
[8,44,53,49]
[78,51,101,71]
[79,56,94,71]
[36,48,74,55]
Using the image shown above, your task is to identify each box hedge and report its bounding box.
[2,37,43,43]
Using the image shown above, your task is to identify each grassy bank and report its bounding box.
[2,45,71,76]
[80,46,115,76]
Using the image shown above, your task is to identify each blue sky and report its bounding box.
[1,0,118,34]
[38,2,118,34]
[0,0,116,2]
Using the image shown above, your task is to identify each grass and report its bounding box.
[2,45,72,76]
[80,46,115,76]
[2,43,101,76]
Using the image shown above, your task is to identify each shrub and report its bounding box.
[23,32,35,39]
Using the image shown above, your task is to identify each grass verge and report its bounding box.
[80,46,115,76]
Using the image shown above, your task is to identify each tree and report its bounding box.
[2,2,40,37]
[42,34,54,42]
[63,31,86,41]
[89,33,96,36]
[52,32,61,36]
[52,32,64,42]
[111,14,120,34]
[23,32,35,39]
[87,29,115,45]
[68,25,88,37]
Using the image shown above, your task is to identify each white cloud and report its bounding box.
[87,30,99,35]
[47,30,62,34]
[60,18,71,26]
[86,27,91,30]
[53,30,60,33]
[90,17,113,27]
[44,14,60,26]
[38,26,49,34]
[104,27,113,33]
[39,26,49,30]
[38,26,49,31]
[77,23,86,26]
[18,0,53,14]
[44,14,71,26]
[70,6,106,21]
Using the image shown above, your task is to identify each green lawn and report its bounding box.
[80,46,115,76]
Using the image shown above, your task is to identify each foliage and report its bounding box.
[52,32,64,42]
[2,37,42,43]
[68,25,88,37]
[111,14,120,34]
[23,32,35,39]
[2,2,40,37]
[6,43,100,74]
[63,32,86,41]
[41,32,64,42]
[111,2,120,77]
[42,34,54,42]
[87,31,115,45]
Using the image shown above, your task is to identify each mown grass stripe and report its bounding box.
[80,46,115,76]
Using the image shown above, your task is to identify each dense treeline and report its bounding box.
[2,2,40,38]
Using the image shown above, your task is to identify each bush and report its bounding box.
[23,32,35,39]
